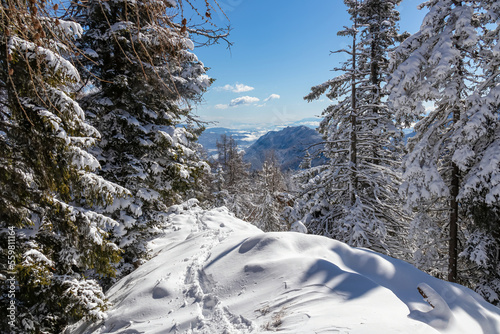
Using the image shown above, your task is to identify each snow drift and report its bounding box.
[67,200,500,333]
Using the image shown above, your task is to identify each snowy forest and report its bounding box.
[0,0,499,333]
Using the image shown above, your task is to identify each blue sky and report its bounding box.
[188,1,428,129]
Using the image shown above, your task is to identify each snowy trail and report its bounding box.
[174,215,255,333]
[66,201,500,334]
[141,203,257,333]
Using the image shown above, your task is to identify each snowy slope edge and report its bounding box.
[66,200,500,334]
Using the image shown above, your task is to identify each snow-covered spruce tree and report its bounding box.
[299,150,313,170]
[0,1,129,332]
[208,163,228,208]
[456,0,500,303]
[296,0,408,257]
[74,0,211,279]
[251,152,289,232]
[387,0,499,285]
[213,134,252,219]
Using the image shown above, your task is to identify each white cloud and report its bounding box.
[301,121,320,127]
[234,84,255,93]
[218,83,255,93]
[264,94,280,102]
[240,133,263,142]
[214,104,229,109]
[229,96,260,107]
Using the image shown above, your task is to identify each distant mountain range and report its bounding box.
[243,126,326,171]
[198,121,416,171]
[197,117,322,156]
[197,127,267,155]
[197,121,326,171]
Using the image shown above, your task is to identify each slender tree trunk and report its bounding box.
[449,36,463,282]
[448,110,460,282]
[350,24,358,206]
[370,37,380,166]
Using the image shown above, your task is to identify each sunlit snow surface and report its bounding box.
[67,200,500,334]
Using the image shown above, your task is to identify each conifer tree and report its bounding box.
[297,0,408,257]
[74,0,211,278]
[456,0,500,302]
[389,0,499,296]
[253,152,288,232]
[387,0,499,285]
[299,150,313,170]
[0,1,128,332]
[214,134,251,219]
[209,163,228,208]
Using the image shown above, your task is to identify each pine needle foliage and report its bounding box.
[0,1,129,332]
[296,0,409,258]
[72,0,214,281]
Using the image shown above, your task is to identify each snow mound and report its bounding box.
[67,201,500,333]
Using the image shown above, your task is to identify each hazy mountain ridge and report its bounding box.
[196,117,323,157]
[243,125,326,171]
[197,127,265,154]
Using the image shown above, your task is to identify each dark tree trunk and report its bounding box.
[350,20,358,206]
[448,109,460,282]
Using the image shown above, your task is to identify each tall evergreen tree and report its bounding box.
[253,152,288,232]
[455,0,500,303]
[74,0,211,278]
[0,1,128,332]
[296,0,408,257]
[213,134,251,219]
[387,0,499,285]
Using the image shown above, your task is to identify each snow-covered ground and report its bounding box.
[67,200,500,334]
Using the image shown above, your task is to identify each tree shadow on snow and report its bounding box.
[300,258,379,301]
